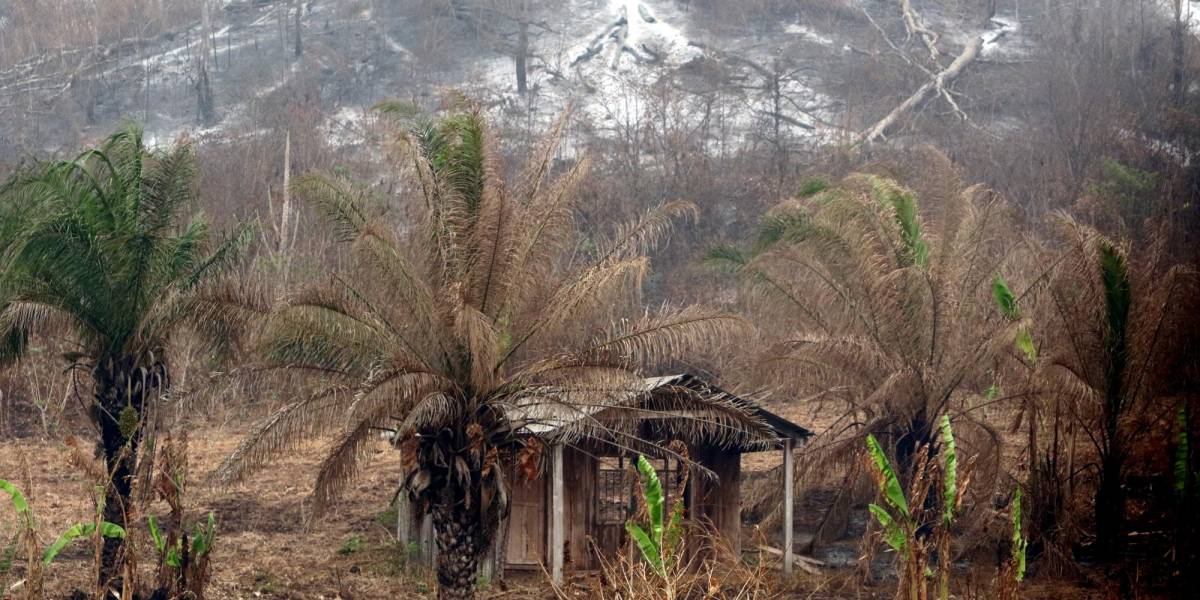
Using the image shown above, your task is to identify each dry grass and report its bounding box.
[2,428,423,599]
[1,426,1108,599]
[587,531,775,600]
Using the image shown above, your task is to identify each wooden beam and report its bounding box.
[782,437,795,577]
[550,443,565,586]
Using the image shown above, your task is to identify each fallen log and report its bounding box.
[757,545,825,575]
[859,34,983,145]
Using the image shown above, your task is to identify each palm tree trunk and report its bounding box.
[1095,449,1124,560]
[432,494,483,600]
[92,356,158,588]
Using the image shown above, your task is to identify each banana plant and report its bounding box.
[626,455,685,578]
[937,415,960,600]
[865,435,915,558]
[42,522,126,565]
[867,416,964,600]
[42,488,126,566]
[0,479,34,591]
[1011,487,1027,584]
[148,511,217,569]
[0,481,31,522]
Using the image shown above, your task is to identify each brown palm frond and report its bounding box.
[312,404,395,516]
[499,257,650,367]
[0,300,92,341]
[218,384,353,483]
[513,108,572,202]
[466,125,514,315]
[594,200,698,264]
[453,297,500,390]
[504,159,590,316]
[585,305,751,369]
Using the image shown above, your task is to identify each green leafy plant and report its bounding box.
[0,125,254,588]
[42,522,126,565]
[626,455,686,579]
[337,534,365,556]
[149,511,217,599]
[1088,158,1162,227]
[0,478,39,598]
[1011,488,1027,583]
[2,479,127,598]
[996,486,1028,600]
[991,274,1036,362]
[866,416,967,600]
[1173,405,1199,579]
[865,435,914,558]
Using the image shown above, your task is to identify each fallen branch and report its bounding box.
[899,0,940,63]
[859,34,983,144]
[756,109,815,130]
[758,545,824,575]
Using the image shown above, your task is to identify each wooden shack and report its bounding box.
[398,373,812,582]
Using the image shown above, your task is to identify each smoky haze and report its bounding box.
[2,1,1196,212]
[2,2,1200,599]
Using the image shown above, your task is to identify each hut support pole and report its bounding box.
[396,486,411,545]
[421,513,435,567]
[782,437,795,577]
[550,443,565,586]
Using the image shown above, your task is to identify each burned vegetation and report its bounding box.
[1,1,1199,599]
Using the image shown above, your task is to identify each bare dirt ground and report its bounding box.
[3,430,442,599]
[2,425,1103,600]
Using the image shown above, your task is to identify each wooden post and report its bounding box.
[480,540,495,581]
[396,489,411,546]
[421,513,435,568]
[782,437,795,577]
[550,443,565,586]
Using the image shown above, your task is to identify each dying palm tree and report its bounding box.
[219,105,757,599]
[711,163,1026,539]
[0,126,252,587]
[1038,217,1195,560]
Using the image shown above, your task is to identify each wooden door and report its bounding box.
[505,474,546,568]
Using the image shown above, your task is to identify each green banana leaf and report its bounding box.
[0,480,30,516]
[634,456,664,544]
[625,521,664,576]
[43,522,126,565]
[866,435,909,519]
[940,415,957,525]
[868,504,906,552]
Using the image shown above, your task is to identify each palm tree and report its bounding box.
[0,126,252,587]
[710,164,1024,534]
[1038,217,1195,560]
[219,106,756,599]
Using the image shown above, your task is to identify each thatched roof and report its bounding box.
[507,373,811,454]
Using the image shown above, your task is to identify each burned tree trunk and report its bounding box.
[93,355,168,589]
[432,496,484,600]
[293,0,303,57]
[1172,0,1186,107]
[195,0,216,124]
[516,19,528,95]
